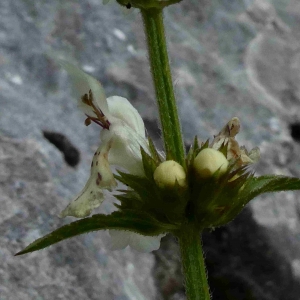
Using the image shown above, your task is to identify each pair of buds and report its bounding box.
[153,148,229,190]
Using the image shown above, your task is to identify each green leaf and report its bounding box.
[141,146,158,179]
[200,139,209,150]
[115,171,145,191]
[186,136,199,167]
[217,141,228,158]
[148,136,162,164]
[241,175,300,204]
[115,171,152,200]
[15,210,176,256]
[114,190,143,210]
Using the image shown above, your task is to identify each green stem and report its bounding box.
[177,224,211,300]
[141,8,185,165]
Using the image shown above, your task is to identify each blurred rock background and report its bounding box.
[1,0,300,299]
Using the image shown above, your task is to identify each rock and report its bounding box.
[0,136,157,300]
[1,0,300,299]
[154,207,300,300]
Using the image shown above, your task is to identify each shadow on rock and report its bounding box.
[154,207,300,300]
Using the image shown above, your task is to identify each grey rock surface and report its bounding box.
[0,136,156,300]
[1,0,300,299]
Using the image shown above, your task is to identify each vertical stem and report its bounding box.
[141,8,209,299]
[177,224,211,300]
[141,8,185,165]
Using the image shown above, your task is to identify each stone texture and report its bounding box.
[0,136,156,300]
[1,0,300,299]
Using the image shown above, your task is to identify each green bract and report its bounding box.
[16,116,300,256]
[115,139,190,225]
[115,117,300,232]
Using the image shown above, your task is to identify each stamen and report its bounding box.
[85,118,92,126]
[81,89,111,129]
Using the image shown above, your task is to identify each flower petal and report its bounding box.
[248,147,260,163]
[211,117,240,149]
[211,117,260,167]
[58,59,110,119]
[109,230,165,252]
[129,233,165,252]
[109,229,130,250]
[101,123,148,176]
[107,96,146,138]
[59,142,117,218]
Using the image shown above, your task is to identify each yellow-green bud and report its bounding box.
[194,148,229,179]
[154,160,186,189]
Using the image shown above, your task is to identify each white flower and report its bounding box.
[109,230,165,252]
[57,60,163,252]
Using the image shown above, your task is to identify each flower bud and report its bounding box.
[154,160,186,189]
[194,148,228,179]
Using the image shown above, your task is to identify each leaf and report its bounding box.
[115,171,152,198]
[140,146,158,180]
[148,136,162,164]
[186,136,198,164]
[241,175,300,204]
[15,210,177,256]
[217,141,228,158]
[200,139,209,150]
[114,190,143,210]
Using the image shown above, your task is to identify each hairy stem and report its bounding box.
[141,8,185,165]
[177,224,211,300]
